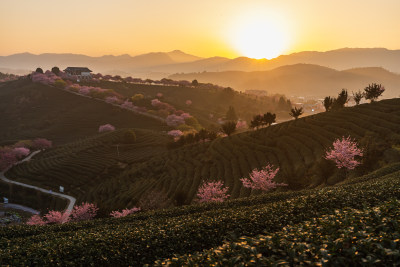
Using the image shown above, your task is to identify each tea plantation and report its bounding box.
[1,163,400,265]
[6,98,400,213]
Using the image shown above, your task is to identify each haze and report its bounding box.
[1,0,400,59]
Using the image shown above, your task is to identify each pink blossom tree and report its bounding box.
[99,124,115,133]
[13,147,30,159]
[186,100,192,105]
[26,215,46,226]
[168,130,183,138]
[196,181,230,203]
[0,149,17,171]
[32,138,52,150]
[44,210,70,224]
[110,207,140,218]
[166,114,186,127]
[324,136,363,170]
[70,202,98,222]
[156,92,163,98]
[121,100,134,109]
[236,120,248,130]
[241,164,287,192]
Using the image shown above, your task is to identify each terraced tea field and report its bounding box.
[7,99,400,213]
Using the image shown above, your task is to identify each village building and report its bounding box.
[63,67,92,81]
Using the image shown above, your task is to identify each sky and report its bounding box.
[1,0,400,59]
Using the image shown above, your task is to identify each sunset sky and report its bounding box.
[1,0,400,59]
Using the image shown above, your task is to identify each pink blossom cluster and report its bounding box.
[167,130,183,138]
[236,120,248,130]
[241,164,287,191]
[110,207,140,218]
[156,92,163,98]
[150,99,175,113]
[185,100,192,105]
[99,124,115,133]
[0,146,30,171]
[105,96,120,104]
[27,202,98,225]
[31,71,60,85]
[165,113,191,127]
[32,138,52,150]
[196,181,230,203]
[325,136,363,169]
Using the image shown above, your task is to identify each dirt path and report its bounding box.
[0,151,76,214]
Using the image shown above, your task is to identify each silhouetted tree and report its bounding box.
[364,83,385,102]
[289,107,303,120]
[225,106,238,122]
[123,130,136,144]
[221,121,236,136]
[35,67,43,74]
[263,112,276,126]
[192,79,199,86]
[332,89,349,110]
[352,90,364,105]
[323,96,334,111]
[51,66,60,75]
[250,114,263,129]
[198,128,208,142]
[208,131,218,141]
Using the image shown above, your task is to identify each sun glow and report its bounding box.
[229,12,291,60]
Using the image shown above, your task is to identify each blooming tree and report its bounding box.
[241,164,287,191]
[196,181,230,203]
[105,96,120,104]
[156,92,163,98]
[110,207,141,218]
[32,138,52,150]
[167,130,183,138]
[44,210,71,224]
[99,124,115,133]
[70,202,98,222]
[324,136,363,170]
[0,149,17,171]
[166,114,186,127]
[26,215,46,226]
[120,100,134,109]
[186,100,192,105]
[13,147,30,159]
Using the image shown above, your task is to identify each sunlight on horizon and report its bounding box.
[228,10,291,59]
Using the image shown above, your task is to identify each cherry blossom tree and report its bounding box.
[44,210,70,224]
[26,215,46,226]
[241,164,287,191]
[186,100,192,105]
[110,207,140,218]
[120,100,134,109]
[99,124,115,133]
[13,147,30,159]
[32,138,52,150]
[324,136,363,170]
[0,149,17,171]
[196,181,230,203]
[70,202,98,222]
[168,130,183,138]
[156,92,163,98]
[166,114,186,127]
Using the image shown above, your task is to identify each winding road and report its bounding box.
[0,151,76,214]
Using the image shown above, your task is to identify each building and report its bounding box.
[64,67,92,81]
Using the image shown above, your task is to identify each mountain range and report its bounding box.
[1,48,400,97]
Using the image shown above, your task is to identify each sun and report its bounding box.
[230,13,290,60]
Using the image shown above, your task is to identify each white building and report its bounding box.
[64,67,92,81]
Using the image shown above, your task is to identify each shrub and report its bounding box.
[98,124,115,133]
[70,203,99,222]
[110,207,140,218]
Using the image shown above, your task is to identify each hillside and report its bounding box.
[170,64,400,98]
[0,80,168,145]
[7,98,400,213]
[1,162,400,265]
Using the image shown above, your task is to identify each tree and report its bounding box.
[289,107,303,120]
[32,138,52,150]
[123,130,136,144]
[208,131,218,141]
[364,83,385,102]
[26,215,45,225]
[198,128,209,142]
[323,96,334,111]
[331,89,349,110]
[240,164,287,191]
[263,112,276,126]
[99,124,115,133]
[196,181,229,203]
[51,66,60,75]
[352,90,364,105]
[110,207,140,218]
[225,106,238,122]
[35,67,43,74]
[70,202,98,222]
[324,136,363,170]
[192,79,199,86]
[221,121,236,136]
[44,210,71,224]
[250,114,263,129]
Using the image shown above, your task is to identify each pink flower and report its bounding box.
[44,210,70,224]
[325,136,363,169]
[241,164,286,191]
[26,215,45,226]
[13,147,30,159]
[70,202,98,222]
[197,181,229,203]
[99,124,115,133]
[110,207,140,218]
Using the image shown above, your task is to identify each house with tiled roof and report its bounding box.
[64,67,92,81]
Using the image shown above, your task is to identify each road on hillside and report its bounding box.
[0,151,76,214]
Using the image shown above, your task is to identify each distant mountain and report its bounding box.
[170,64,400,98]
[1,48,400,80]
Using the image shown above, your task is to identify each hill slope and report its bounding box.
[7,98,400,213]
[170,64,400,98]
[0,80,168,145]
